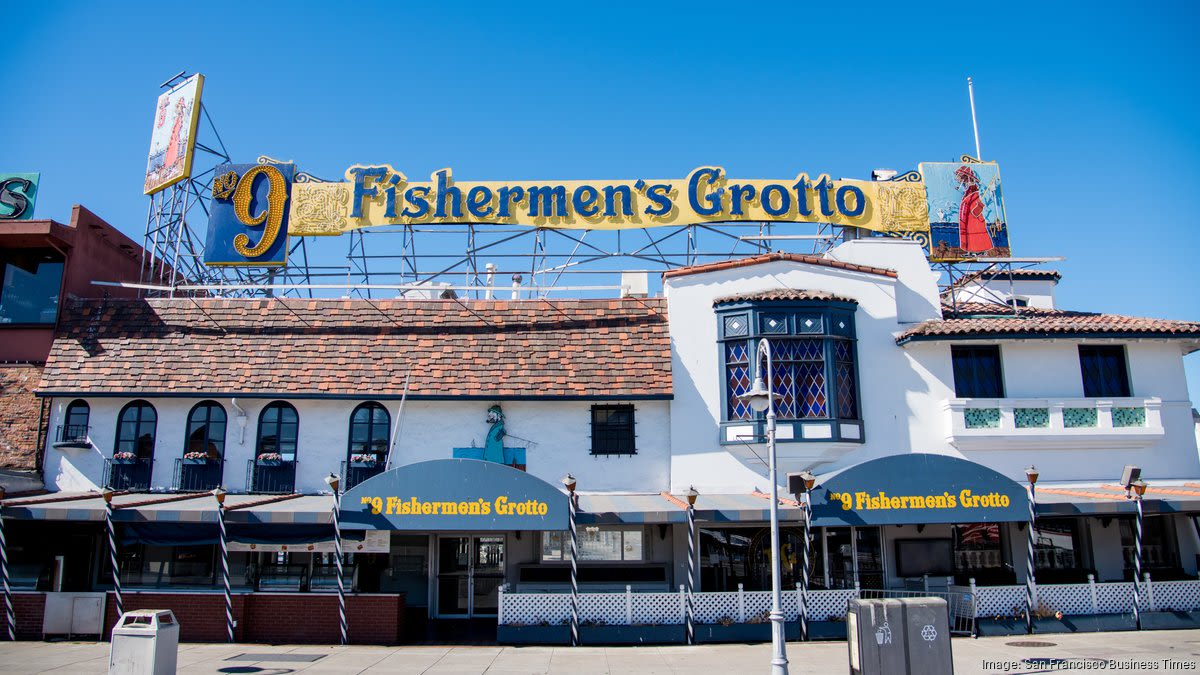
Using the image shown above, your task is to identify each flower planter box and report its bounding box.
[112,457,137,465]
[976,613,1138,636]
[497,624,570,645]
[581,624,684,645]
[183,458,211,465]
[350,461,378,469]
[257,459,283,466]
[694,621,807,643]
[1141,610,1200,631]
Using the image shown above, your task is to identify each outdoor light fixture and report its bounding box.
[739,375,779,413]
[212,487,226,505]
[101,488,114,503]
[324,473,340,493]
[560,473,576,493]
[686,486,699,506]
[1025,466,1039,485]
[1132,479,1147,498]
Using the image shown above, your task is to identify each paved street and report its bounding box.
[2,630,1200,674]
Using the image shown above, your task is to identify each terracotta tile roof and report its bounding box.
[38,297,672,399]
[662,252,896,280]
[897,302,1200,344]
[713,289,857,305]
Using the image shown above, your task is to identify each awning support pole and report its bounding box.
[800,491,810,642]
[568,484,580,646]
[0,498,14,641]
[214,489,234,643]
[685,502,696,645]
[1132,496,1144,630]
[103,490,122,631]
[1025,484,1038,634]
[333,488,348,645]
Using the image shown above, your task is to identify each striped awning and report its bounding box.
[576,491,803,524]
[1034,482,1200,516]
[0,491,335,524]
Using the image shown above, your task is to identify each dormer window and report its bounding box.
[716,291,863,444]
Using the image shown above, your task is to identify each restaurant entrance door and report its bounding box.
[435,535,506,618]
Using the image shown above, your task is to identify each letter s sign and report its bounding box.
[0,174,39,220]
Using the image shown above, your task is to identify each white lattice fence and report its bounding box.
[742,591,773,623]
[693,592,742,624]
[1095,582,1137,613]
[807,589,858,621]
[971,585,1026,617]
[1034,584,1093,615]
[632,592,683,625]
[579,592,626,624]
[1148,580,1200,611]
[500,592,570,625]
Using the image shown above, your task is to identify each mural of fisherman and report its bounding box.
[920,160,1011,261]
[143,74,204,195]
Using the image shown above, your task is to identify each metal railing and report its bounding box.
[55,424,90,444]
[246,459,298,494]
[103,457,154,491]
[859,587,976,636]
[341,460,384,491]
[173,457,224,491]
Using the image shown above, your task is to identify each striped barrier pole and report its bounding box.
[1025,483,1037,634]
[1133,491,1144,629]
[561,474,579,647]
[103,489,122,626]
[686,496,696,645]
[331,478,348,645]
[214,488,233,643]
[0,490,13,641]
[800,491,810,642]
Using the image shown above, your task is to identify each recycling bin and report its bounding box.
[847,597,952,675]
[108,610,179,675]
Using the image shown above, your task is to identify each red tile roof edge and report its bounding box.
[662,252,896,280]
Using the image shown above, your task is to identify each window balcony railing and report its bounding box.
[53,424,91,449]
[103,457,154,491]
[246,459,297,494]
[173,457,224,492]
[341,459,384,491]
[945,397,1164,450]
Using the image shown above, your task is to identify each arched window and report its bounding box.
[186,401,227,460]
[62,399,90,443]
[257,402,298,461]
[115,400,157,459]
[349,402,390,460]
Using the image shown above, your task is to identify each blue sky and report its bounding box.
[2,1,1198,401]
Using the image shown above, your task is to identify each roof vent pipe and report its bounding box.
[230,398,248,445]
[511,273,523,300]
[485,263,496,300]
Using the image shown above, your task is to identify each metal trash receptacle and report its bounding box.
[108,610,179,675]
[848,598,953,675]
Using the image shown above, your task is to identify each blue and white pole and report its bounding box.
[1131,480,1147,630]
[326,474,347,645]
[103,489,122,627]
[562,474,579,647]
[1024,466,1039,634]
[685,487,698,645]
[214,488,234,643]
[0,489,13,641]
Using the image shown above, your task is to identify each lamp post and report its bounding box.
[0,487,12,641]
[324,473,347,645]
[788,471,816,642]
[561,473,579,647]
[103,488,122,625]
[1129,478,1147,630]
[1024,466,1039,634]
[737,338,788,675]
[213,487,233,643]
[685,486,698,645]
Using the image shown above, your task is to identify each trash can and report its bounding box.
[108,610,179,675]
[847,597,953,675]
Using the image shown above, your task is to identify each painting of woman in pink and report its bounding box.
[143,74,204,195]
[163,98,189,171]
[954,164,993,253]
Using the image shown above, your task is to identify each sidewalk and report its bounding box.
[1,630,1199,674]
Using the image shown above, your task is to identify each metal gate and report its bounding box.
[857,588,977,637]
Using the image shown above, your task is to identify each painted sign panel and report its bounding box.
[0,173,39,220]
[920,160,1010,261]
[287,165,929,237]
[339,458,568,531]
[808,453,1027,526]
[144,74,204,195]
[203,161,295,266]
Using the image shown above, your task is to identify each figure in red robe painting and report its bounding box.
[955,164,993,253]
[163,97,189,171]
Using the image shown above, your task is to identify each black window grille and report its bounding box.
[591,405,636,455]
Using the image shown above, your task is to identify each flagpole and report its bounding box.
[968,77,983,160]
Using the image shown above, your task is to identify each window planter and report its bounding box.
[350,460,379,469]
[112,456,138,465]
[257,459,283,467]
[183,457,212,465]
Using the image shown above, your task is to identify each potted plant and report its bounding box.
[257,452,283,466]
[183,451,210,465]
[350,453,378,468]
[112,451,137,464]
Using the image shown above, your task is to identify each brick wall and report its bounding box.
[0,365,44,471]
[13,592,46,640]
[89,592,406,645]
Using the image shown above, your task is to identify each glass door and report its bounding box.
[436,535,506,618]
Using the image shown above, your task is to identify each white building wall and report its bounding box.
[42,397,672,495]
[954,279,1058,309]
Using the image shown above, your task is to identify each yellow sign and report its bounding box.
[360,495,551,517]
[289,165,929,236]
[830,489,1012,512]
